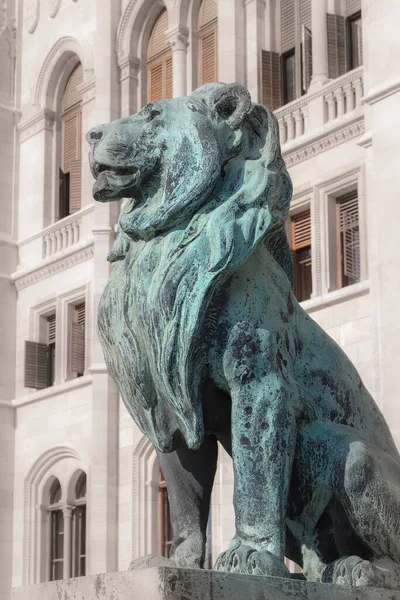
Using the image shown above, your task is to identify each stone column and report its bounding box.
[167,26,189,98]
[309,0,330,90]
[62,505,73,579]
[218,0,246,85]
[245,0,266,102]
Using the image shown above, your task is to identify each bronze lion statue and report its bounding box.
[88,83,400,589]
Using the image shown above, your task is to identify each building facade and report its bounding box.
[1,0,400,597]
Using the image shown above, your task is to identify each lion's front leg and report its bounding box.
[157,434,218,569]
[215,373,298,578]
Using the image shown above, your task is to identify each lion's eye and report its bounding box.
[148,108,161,120]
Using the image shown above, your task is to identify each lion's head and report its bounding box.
[88,83,293,452]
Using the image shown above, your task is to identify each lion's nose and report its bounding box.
[86,126,104,146]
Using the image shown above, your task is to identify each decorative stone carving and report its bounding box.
[44,0,61,18]
[24,0,40,33]
[87,83,400,590]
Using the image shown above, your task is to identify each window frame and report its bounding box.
[316,167,366,296]
[347,10,362,71]
[59,285,90,382]
[25,299,58,390]
[281,48,296,105]
[72,472,87,578]
[48,479,64,582]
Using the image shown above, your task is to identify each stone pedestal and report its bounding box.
[11,567,400,600]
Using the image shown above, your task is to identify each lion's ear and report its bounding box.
[212,83,252,130]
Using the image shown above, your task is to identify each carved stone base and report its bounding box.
[11,567,400,600]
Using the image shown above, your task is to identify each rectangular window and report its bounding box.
[291,210,312,302]
[50,510,64,581]
[347,11,362,70]
[72,505,86,576]
[70,302,85,378]
[24,313,56,389]
[337,191,360,288]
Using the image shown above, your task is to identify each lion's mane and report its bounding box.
[98,84,293,451]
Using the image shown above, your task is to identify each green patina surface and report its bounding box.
[87,83,400,589]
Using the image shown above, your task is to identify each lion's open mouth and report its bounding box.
[91,160,138,179]
[91,160,140,202]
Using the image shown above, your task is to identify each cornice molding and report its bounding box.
[12,242,94,290]
[315,166,361,192]
[283,117,364,168]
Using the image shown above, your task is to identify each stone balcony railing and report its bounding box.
[42,212,82,258]
[275,66,364,146]
[17,204,95,273]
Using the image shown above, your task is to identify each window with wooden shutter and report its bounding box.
[198,0,218,86]
[275,0,312,103]
[71,302,85,377]
[24,341,49,389]
[59,63,83,219]
[291,210,312,302]
[147,10,173,102]
[261,50,282,110]
[337,191,360,288]
[281,0,296,54]
[327,14,347,79]
[24,313,56,389]
[301,25,312,93]
[346,0,361,17]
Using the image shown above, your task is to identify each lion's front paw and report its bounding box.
[214,539,290,578]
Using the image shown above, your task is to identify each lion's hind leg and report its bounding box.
[326,439,400,589]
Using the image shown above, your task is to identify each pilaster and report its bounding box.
[118,55,140,117]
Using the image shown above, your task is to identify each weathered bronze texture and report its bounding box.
[88,83,400,589]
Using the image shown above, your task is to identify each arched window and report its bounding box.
[147,10,173,102]
[72,472,87,577]
[59,63,83,219]
[198,0,218,86]
[158,469,173,557]
[48,479,64,581]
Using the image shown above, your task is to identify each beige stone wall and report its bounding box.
[3,0,400,598]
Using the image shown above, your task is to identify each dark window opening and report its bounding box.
[282,49,296,104]
[347,11,362,70]
[58,169,70,220]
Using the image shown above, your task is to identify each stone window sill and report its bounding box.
[13,374,92,408]
[301,280,370,314]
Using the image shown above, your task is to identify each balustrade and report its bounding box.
[43,215,82,258]
[274,67,364,145]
